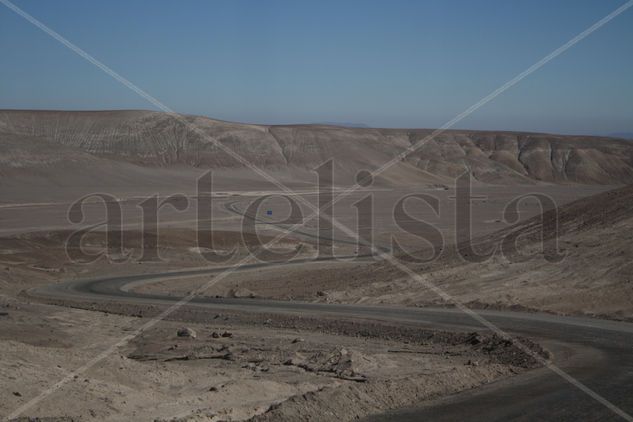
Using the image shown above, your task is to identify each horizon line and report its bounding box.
[0,107,631,139]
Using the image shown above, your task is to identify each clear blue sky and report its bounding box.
[1,0,632,135]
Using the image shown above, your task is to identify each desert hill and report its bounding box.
[2,110,633,195]
[351,184,633,319]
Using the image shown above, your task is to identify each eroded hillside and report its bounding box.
[2,109,633,187]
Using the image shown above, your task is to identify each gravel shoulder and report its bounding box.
[1,291,547,421]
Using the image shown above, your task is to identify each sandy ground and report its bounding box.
[0,185,610,245]
[0,294,545,421]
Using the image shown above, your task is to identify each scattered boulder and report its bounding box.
[176,327,197,339]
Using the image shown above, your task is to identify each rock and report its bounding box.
[209,386,219,392]
[466,332,483,346]
[466,359,479,366]
[12,391,21,397]
[177,327,197,338]
[221,331,233,338]
[292,337,304,344]
[228,288,258,299]
[316,291,327,297]
[211,332,220,339]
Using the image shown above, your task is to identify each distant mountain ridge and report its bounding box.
[2,109,633,187]
[312,122,371,128]
[609,132,633,140]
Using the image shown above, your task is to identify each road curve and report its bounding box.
[29,261,633,422]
